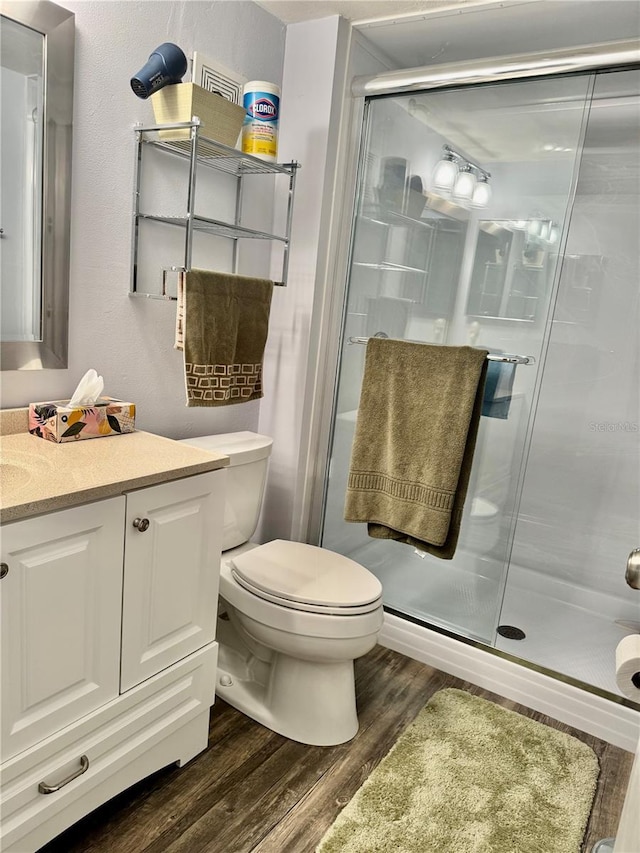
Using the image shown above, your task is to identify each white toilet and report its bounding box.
[180,431,384,746]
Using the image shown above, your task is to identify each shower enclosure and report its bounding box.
[319,54,639,704]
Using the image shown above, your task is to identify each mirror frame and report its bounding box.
[1,0,74,370]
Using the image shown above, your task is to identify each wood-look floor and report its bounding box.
[39,645,634,853]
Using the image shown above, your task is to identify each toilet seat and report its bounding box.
[231,572,382,616]
[229,540,383,616]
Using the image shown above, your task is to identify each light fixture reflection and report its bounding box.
[523,215,558,244]
[471,176,491,208]
[431,152,457,192]
[453,165,476,201]
[432,145,491,207]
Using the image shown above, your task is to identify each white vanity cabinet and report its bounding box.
[121,473,223,691]
[0,469,224,853]
[1,497,126,763]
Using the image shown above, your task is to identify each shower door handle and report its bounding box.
[625,549,640,589]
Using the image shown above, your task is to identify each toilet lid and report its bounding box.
[229,540,382,611]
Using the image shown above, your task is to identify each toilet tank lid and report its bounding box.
[230,540,383,608]
[180,431,273,466]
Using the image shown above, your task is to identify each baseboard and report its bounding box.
[379,613,639,752]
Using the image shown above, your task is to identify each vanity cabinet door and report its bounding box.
[120,470,224,692]
[0,497,125,762]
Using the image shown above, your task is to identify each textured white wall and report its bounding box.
[1,0,285,440]
[256,15,349,541]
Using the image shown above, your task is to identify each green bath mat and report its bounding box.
[317,688,599,853]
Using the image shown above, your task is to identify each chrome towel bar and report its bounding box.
[346,336,535,365]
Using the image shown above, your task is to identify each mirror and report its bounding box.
[0,0,74,369]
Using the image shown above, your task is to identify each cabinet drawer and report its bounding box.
[0,642,217,853]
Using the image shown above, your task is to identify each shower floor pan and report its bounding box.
[349,540,633,700]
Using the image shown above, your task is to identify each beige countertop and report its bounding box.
[0,410,228,524]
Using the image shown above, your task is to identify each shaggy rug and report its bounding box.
[316,688,599,853]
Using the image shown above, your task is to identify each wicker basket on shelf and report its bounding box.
[151,83,245,145]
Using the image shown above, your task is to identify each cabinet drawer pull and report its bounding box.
[132,517,150,532]
[38,754,90,794]
[0,562,8,579]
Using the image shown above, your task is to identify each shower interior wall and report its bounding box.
[509,116,640,604]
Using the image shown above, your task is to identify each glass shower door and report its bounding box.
[496,69,640,699]
[321,73,594,644]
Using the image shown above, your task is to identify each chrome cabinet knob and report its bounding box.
[626,549,640,590]
[132,517,150,532]
[0,563,8,579]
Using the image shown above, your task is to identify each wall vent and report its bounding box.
[191,52,246,106]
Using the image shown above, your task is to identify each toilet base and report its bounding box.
[216,620,360,746]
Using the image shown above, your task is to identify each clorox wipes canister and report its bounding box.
[242,81,280,162]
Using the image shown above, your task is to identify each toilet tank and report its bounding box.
[180,431,273,551]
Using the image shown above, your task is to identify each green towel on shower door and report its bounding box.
[344,339,488,559]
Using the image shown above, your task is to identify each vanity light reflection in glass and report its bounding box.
[453,164,476,201]
[431,145,491,208]
[431,150,457,191]
[471,176,492,208]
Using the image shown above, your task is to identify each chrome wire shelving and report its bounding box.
[137,214,289,242]
[139,125,297,177]
[130,120,300,300]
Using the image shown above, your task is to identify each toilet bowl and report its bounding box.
[180,432,384,746]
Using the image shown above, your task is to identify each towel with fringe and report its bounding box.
[175,269,273,407]
[344,339,488,559]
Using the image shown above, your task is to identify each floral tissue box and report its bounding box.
[29,397,136,442]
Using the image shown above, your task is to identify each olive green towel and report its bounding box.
[178,269,273,407]
[344,339,488,559]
